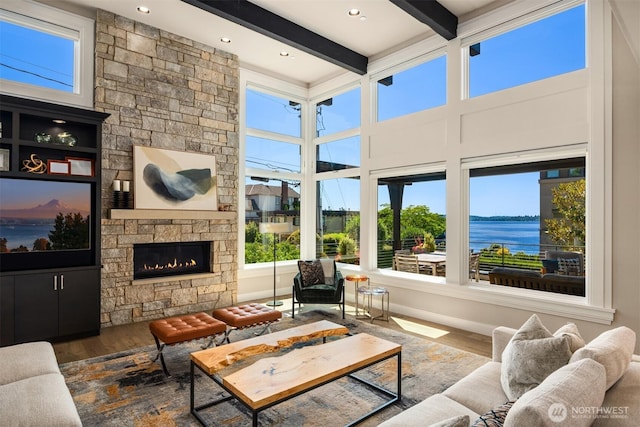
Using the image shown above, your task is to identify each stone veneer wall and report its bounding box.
[95,10,239,327]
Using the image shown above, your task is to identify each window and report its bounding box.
[377,171,446,276]
[244,177,300,264]
[376,55,446,122]
[469,158,586,295]
[0,21,74,92]
[316,178,360,264]
[245,86,303,265]
[246,136,301,173]
[315,88,360,136]
[246,89,301,137]
[466,4,585,98]
[0,4,94,107]
[314,86,361,264]
[316,136,360,171]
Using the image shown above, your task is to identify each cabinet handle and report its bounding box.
[60,275,64,290]
[53,275,57,291]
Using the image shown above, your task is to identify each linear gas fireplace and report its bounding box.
[133,241,211,280]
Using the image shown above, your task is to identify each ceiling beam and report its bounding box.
[181,0,368,75]
[389,0,458,40]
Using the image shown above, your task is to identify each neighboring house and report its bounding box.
[245,183,300,225]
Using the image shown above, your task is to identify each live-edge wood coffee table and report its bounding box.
[190,320,402,426]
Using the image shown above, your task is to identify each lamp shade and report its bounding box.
[259,222,292,234]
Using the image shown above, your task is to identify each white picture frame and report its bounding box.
[48,159,70,175]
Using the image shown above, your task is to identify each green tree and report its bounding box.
[344,214,360,242]
[545,179,586,249]
[0,237,7,253]
[33,238,51,251]
[245,221,260,243]
[377,204,446,244]
[48,212,89,250]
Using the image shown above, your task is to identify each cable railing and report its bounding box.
[377,239,585,273]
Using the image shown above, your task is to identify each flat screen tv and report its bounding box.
[0,177,94,272]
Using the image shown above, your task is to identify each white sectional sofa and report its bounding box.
[0,341,82,426]
[380,321,639,427]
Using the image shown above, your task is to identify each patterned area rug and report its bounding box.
[60,310,489,426]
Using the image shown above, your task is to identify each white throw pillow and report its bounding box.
[569,326,636,389]
[504,358,606,427]
[501,314,572,400]
[554,322,586,353]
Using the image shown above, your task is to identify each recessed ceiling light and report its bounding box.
[280,51,290,57]
[348,8,361,17]
[52,119,66,124]
[359,15,367,21]
[220,37,231,43]
[136,6,150,14]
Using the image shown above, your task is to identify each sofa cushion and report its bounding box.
[298,260,325,287]
[554,322,586,353]
[444,361,508,415]
[471,401,515,427]
[569,326,636,389]
[377,394,479,427]
[0,373,82,426]
[500,314,571,400]
[504,358,606,427]
[593,358,640,426]
[0,341,61,385]
[430,415,470,427]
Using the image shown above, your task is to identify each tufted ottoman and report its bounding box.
[149,312,227,376]
[212,303,282,342]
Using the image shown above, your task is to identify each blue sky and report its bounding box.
[1,4,585,217]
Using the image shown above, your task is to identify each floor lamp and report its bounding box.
[259,222,292,307]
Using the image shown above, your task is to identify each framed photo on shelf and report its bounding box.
[0,148,9,171]
[66,157,94,177]
[48,159,70,175]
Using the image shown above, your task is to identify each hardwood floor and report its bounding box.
[52,297,492,364]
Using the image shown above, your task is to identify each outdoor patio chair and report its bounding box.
[293,259,345,319]
[393,254,420,274]
[469,252,481,282]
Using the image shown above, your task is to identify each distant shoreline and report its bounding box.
[470,215,539,222]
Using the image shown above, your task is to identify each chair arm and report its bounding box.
[293,272,304,293]
[492,326,517,362]
[335,270,344,284]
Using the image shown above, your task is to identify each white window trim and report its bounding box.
[0,0,94,108]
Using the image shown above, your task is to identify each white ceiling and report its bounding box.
[56,0,503,86]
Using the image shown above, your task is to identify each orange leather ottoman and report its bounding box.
[149,312,227,376]
[212,303,282,342]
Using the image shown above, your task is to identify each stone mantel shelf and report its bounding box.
[109,209,235,220]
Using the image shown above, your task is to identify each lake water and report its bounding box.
[469,221,540,253]
[2,220,540,253]
[0,223,54,250]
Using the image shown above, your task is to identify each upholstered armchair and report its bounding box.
[293,259,345,319]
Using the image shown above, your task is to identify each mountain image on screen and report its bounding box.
[0,198,91,253]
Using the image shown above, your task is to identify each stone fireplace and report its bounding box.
[96,10,239,328]
[133,241,212,280]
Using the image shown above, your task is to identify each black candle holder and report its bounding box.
[122,191,132,209]
[113,190,123,209]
